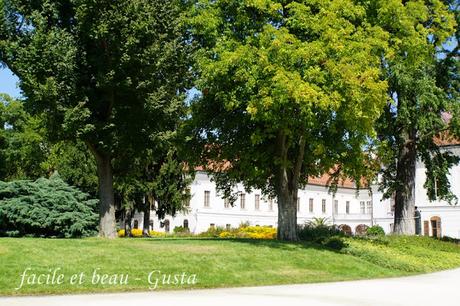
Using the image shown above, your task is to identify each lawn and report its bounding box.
[1,236,460,296]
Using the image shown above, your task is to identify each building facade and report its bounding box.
[130,144,460,238]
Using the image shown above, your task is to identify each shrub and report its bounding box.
[218,226,277,239]
[440,236,460,244]
[149,230,166,237]
[173,226,190,234]
[117,229,125,237]
[298,222,342,243]
[0,174,98,238]
[323,236,348,250]
[198,226,225,237]
[241,226,277,239]
[130,228,143,237]
[366,225,385,236]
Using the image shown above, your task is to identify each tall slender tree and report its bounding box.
[188,0,389,241]
[373,0,458,234]
[0,0,192,237]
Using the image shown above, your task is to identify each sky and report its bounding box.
[0,67,21,99]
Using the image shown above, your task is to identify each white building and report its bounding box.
[131,142,460,238]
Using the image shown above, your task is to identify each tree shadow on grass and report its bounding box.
[222,238,340,253]
[144,236,341,253]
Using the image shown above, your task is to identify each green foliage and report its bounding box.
[298,220,343,243]
[323,236,348,251]
[306,217,331,228]
[0,94,99,195]
[1,0,193,149]
[0,236,459,295]
[41,140,98,196]
[198,226,226,238]
[345,235,460,273]
[366,225,385,237]
[0,174,98,237]
[441,235,460,244]
[187,0,390,240]
[0,94,48,181]
[1,0,194,235]
[373,0,459,205]
[173,226,190,234]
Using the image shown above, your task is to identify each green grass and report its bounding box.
[1,236,460,296]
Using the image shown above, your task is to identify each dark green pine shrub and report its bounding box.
[0,173,98,237]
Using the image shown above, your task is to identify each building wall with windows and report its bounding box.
[414,145,460,238]
[135,171,376,235]
[130,145,460,238]
[371,145,460,238]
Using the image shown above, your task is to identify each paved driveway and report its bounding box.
[2,268,460,306]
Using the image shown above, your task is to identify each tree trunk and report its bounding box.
[274,131,305,241]
[125,209,133,237]
[276,183,299,241]
[393,128,417,235]
[89,144,117,238]
[143,197,151,237]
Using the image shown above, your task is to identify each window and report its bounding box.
[334,200,339,214]
[183,219,189,229]
[133,220,139,229]
[346,201,350,214]
[210,223,215,229]
[297,197,300,212]
[322,199,326,213]
[204,190,210,207]
[366,201,373,214]
[149,220,154,230]
[224,198,230,209]
[360,201,365,214]
[240,193,246,209]
[309,198,314,213]
[268,198,273,211]
[255,194,260,210]
[226,224,231,231]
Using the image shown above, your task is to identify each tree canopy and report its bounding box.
[188,0,390,240]
[0,0,193,237]
[373,0,458,234]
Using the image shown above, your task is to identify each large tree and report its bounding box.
[1,93,99,194]
[0,94,48,180]
[0,0,192,237]
[373,0,458,234]
[114,147,192,236]
[188,0,389,241]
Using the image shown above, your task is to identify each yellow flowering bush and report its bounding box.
[117,229,125,237]
[218,226,276,239]
[131,229,143,237]
[218,231,234,238]
[118,229,167,238]
[149,230,166,237]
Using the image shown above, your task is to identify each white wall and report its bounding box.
[137,172,375,235]
[128,145,460,238]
